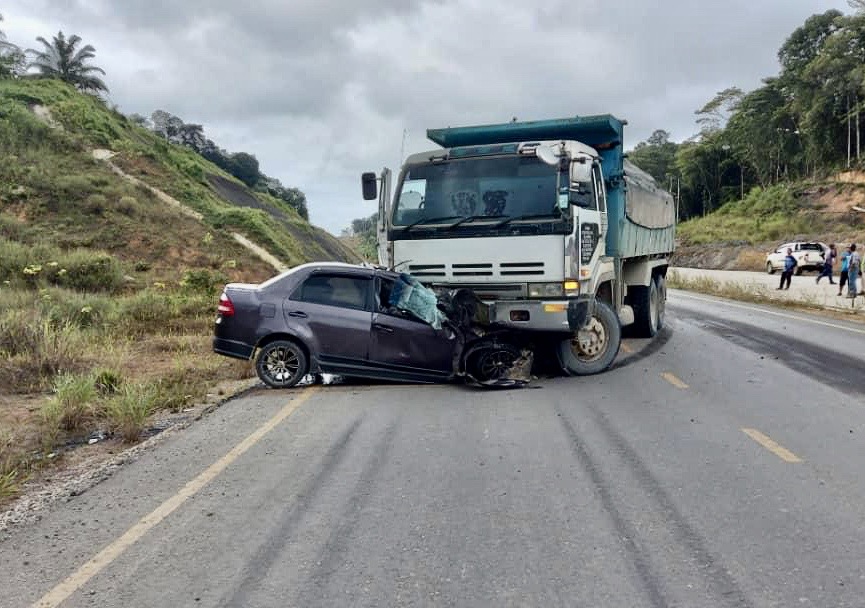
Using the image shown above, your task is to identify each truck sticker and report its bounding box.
[580,223,599,265]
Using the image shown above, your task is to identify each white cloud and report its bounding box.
[0,0,848,233]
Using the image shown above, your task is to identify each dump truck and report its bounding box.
[361,114,676,375]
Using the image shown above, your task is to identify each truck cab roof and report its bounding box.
[403,139,600,166]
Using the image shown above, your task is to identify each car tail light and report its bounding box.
[218,292,235,316]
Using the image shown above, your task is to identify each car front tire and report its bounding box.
[255,339,309,388]
[766,261,775,275]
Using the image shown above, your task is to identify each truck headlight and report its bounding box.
[528,282,565,298]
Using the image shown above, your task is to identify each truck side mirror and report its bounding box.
[569,160,592,184]
[361,172,378,200]
[569,182,594,208]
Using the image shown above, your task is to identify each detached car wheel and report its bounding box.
[255,340,308,388]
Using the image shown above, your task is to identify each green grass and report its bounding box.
[106,384,158,443]
[0,78,361,506]
[678,184,829,245]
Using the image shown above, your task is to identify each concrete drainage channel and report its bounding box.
[90,149,287,273]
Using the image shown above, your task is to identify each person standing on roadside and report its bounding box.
[848,244,861,298]
[777,247,797,290]
[838,245,850,296]
[816,243,836,284]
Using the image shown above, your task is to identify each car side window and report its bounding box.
[293,274,371,311]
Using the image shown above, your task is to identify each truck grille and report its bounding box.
[408,262,545,278]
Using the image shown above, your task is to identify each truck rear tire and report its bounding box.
[557,300,621,376]
[631,277,661,338]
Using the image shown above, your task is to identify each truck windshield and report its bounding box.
[392,156,563,227]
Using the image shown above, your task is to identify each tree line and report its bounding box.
[630,3,865,219]
[0,14,309,220]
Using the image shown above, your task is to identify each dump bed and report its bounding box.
[426,114,676,259]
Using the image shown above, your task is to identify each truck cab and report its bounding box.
[362,115,676,376]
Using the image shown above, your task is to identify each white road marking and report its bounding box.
[32,389,318,608]
[671,291,865,335]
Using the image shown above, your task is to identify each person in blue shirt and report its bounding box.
[816,243,836,285]
[776,248,797,290]
[838,246,850,296]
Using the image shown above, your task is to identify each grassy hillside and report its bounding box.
[0,79,358,504]
[674,181,865,270]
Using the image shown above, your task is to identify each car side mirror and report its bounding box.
[361,172,378,200]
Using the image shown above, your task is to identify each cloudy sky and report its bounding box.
[1,0,848,234]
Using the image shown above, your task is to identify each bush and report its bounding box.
[55,251,125,292]
[93,367,122,395]
[0,239,125,292]
[83,193,107,215]
[48,373,97,432]
[106,383,157,443]
[38,288,116,329]
[116,290,176,333]
[180,269,226,295]
[117,195,138,216]
[0,311,89,392]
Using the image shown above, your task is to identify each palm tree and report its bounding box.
[27,31,108,93]
[0,13,25,79]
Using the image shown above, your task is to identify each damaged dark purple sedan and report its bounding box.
[212,263,575,388]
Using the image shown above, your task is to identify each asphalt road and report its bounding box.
[2,290,865,607]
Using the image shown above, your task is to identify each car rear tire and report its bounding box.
[557,300,621,376]
[766,262,775,275]
[255,340,308,388]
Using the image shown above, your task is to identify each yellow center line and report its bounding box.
[33,388,318,608]
[742,428,803,463]
[661,372,688,389]
[619,342,634,354]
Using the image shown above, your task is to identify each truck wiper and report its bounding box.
[400,215,463,233]
[492,213,561,228]
[445,214,505,230]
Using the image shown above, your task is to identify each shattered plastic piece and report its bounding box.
[390,273,447,329]
[86,431,107,445]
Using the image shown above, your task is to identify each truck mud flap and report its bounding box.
[567,297,595,331]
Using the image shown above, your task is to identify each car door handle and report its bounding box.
[287,311,308,318]
[373,323,394,333]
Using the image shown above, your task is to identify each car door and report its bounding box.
[284,271,373,374]
[366,275,456,381]
[771,244,788,269]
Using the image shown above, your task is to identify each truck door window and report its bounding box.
[592,164,606,212]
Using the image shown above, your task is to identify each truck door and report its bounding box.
[573,163,605,280]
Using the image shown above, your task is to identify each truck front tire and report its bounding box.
[557,300,621,376]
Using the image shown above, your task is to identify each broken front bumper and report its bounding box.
[487,296,594,333]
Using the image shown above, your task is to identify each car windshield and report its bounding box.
[392,155,564,227]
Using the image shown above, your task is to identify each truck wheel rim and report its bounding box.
[264,346,300,383]
[573,317,606,362]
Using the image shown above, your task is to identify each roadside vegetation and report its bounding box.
[666,271,865,321]
[0,19,359,506]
